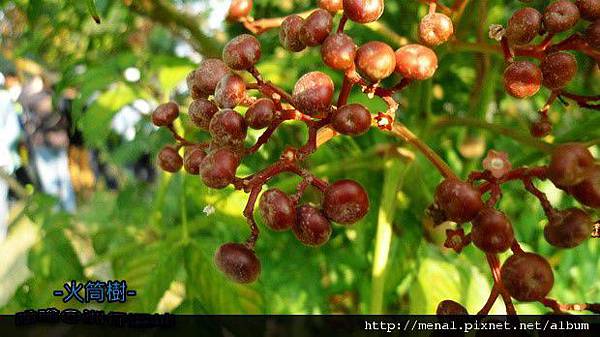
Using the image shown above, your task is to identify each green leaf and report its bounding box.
[79,82,143,147]
[86,0,101,23]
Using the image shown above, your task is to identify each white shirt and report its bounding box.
[0,90,22,173]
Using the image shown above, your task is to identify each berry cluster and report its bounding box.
[153,0,599,315]
[154,0,452,285]
[498,0,600,137]
[431,143,599,315]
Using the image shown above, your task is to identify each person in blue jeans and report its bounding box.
[20,78,76,213]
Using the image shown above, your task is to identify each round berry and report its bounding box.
[183,145,206,175]
[568,165,600,208]
[187,59,230,99]
[300,9,333,47]
[503,61,542,98]
[199,148,241,189]
[434,179,484,224]
[548,143,594,187]
[471,208,515,253]
[319,0,343,13]
[209,109,248,148]
[419,13,454,46]
[246,98,275,129]
[530,119,553,138]
[188,98,218,130]
[322,179,369,225]
[214,243,260,284]
[292,71,334,116]
[355,41,396,82]
[214,73,246,109]
[541,52,578,90]
[331,104,372,136]
[585,19,600,50]
[343,0,384,23]
[576,0,600,20]
[222,34,261,70]
[394,44,438,80]
[436,300,468,315]
[543,0,581,33]
[259,189,296,231]
[158,146,183,173]
[152,102,179,127]
[226,0,253,21]
[501,253,554,302]
[506,7,543,45]
[279,15,306,52]
[544,208,593,248]
[321,33,357,70]
[293,205,332,246]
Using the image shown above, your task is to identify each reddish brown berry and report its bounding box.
[394,44,438,80]
[246,98,275,129]
[158,146,183,173]
[436,300,469,315]
[419,13,454,46]
[343,0,384,23]
[188,98,218,130]
[214,243,260,284]
[544,208,593,248]
[322,179,369,225]
[541,52,578,90]
[434,179,484,224]
[259,189,296,231]
[530,119,553,138]
[506,8,543,45]
[227,0,253,21]
[222,34,261,70]
[548,143,594,187]
[293,205,332,246]
[331,104,372,136]
[503,61,542,98]
[187,59,230,99]
[543,0,581,33]
[585,19,600,50]
[321,33,357,70]
[152,102,179,126]
[209,109,248,148]
[199,148,241,189]
[183,145,206,175]
[471,208,515,253]
[292,71,334,116]
[279,15,306,52]
[355,41,396,82]
[214,73,246,109]
[319,0,343,13]
[300,9,333,47]
[576,0,600,21]
[501,253,554,302]
[568,165,600,208]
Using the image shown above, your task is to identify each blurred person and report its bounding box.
[58,89,97,196]
[20,76,76,212]
[0,71,23,241]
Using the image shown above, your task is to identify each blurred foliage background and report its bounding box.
[0,0,599,315]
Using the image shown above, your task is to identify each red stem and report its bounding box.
[167,124,196,146]
[522,177,555,217]
[486,254,517,315]
[337,75,354,107]
[337,14,348,33]
[478,285,500,315]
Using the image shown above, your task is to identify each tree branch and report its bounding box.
[125,0,221,57]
